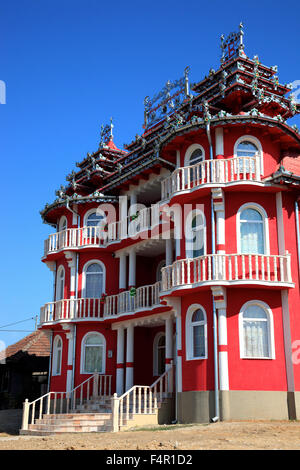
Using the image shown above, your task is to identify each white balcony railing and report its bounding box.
[44,204,162,257]
[161,155,261,200]
[104,282,162,318]
[161,253,293,291]
[40,298,103,324]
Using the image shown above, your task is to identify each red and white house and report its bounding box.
[23,25,300,431]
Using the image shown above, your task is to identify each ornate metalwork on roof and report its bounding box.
[143,67,192,130]
[220,22,245,64]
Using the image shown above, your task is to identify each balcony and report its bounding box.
[43,204,163,258]
[40,298,103,324]
[103,282,162,318]
[161,253,293,292]
[161,155,262,200]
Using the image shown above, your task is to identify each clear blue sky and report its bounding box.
[0,0,299,348]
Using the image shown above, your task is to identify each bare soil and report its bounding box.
[0,420,300,450]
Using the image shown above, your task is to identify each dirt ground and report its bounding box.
[0,420,300,450]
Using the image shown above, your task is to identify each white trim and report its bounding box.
[82,259,106,298]
[236,202,270,255]
[52,335,63,376]
[156,260,166,282]
[83,208,105,227]
[153,331,166,376]
[58,216,67,232]
[184,143,205,167]
[185,304,207,360]
[238,300,275,360]
[55,265,65,301]
[276,192,285,255]
[234,135,263,174]
[80,331,106,374]
[185,209,207,258]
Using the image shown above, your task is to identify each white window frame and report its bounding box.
[55,265,65,301]
[83,208,105,227]
[184,143,205,167]
[234,135,263,175]
[186,304,208,360]
[236,203,270,255]
[58,216,67,232]
[239,300,275,360]
[82,259,106,298]
[80,331,106,374]
[52,335,63,376]
[153,332,166,376]
[185,209,207,259]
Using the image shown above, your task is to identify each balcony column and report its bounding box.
[165,238,173,266]
[116,326,125,395]
[125,323,134,390]
[212,189,225,280]
[62,324,75,394]
[65,252,77,318]
[119,195,128,239]
[215,127,224,159]
[128,248,136,288]
[211,287,230,420]
[119,252,127,292]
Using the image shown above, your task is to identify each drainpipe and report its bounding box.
[206,120,220,422]
[47,331,53,393]
[295,198,300,281]
[72,325,77,391]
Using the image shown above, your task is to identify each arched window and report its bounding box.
[238,204,268,254]
[58,216,67,232]
[186,305,207,360]
[56,266,65,301]
[234,136,263,174]
[84,210,104,227]
[81,332,106,374]
[83,261,105,298]
[52,336,62,376]
[186,210,206,258]
[184,144,205,183]
[239,302,275,359]
[153,333,166,376]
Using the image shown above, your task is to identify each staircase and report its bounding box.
[20,367,174,435]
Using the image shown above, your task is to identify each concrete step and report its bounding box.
[28,423,113,433]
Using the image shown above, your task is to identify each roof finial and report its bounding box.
[110,116,114,140]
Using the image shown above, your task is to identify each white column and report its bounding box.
[128,248,136,287]
[119,195,128,239]
[125,324,134,390]
[62,324,75,394]
[176,150,181,168]
[116,327,125,395]
[65,252,77,318]
[119,253,127,291]
[166,238,173,266]
[215,127,224,157]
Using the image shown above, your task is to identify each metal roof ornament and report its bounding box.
[221,22,245,65]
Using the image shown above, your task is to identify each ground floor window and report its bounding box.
[81,332,106,374]
[239,301,274,359]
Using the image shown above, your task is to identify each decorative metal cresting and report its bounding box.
[220,22,245,65]
[99,117,114,147]
[143,66,192,130]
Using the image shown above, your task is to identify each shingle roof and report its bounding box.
[0,331,50,362]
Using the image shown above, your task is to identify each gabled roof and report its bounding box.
[0,331,50,362]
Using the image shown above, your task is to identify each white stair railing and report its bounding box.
[21,373,112,431]
[111,364,174,432]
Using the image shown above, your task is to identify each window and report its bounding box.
[238,204,268,255]
[56,266,65,301]
[184,144,205,183]
[58,216,67,232]
[81,332,105,374]
[153,333,166,376]
[186,305,207,360]
[186,210,206,258]
[83,261,105,298]
[234,136,263,174]
[52,336,62,376]
[240,302,274,359]
[86,211,104,227]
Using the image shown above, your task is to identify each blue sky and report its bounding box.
[0,0,299,347]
